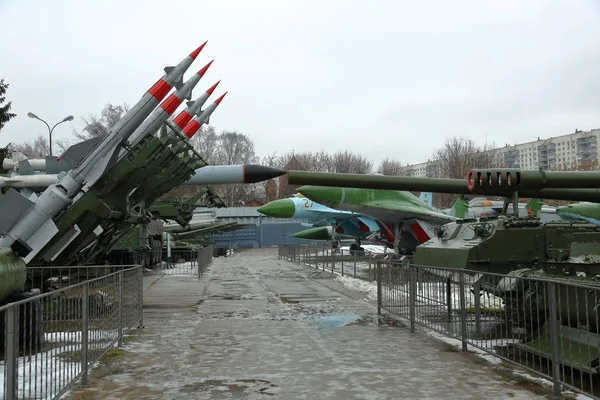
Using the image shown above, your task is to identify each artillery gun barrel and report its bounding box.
[286,170,600,203]
[467,168,600,190]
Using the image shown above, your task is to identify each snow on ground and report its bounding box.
[45,329,118,344]
[1,330,121,398]
[0,344,83,399]
[333,275,378,300]
[339,244,387,254]
[326,262,504,311]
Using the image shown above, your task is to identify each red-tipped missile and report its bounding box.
[126,60,214,147]
[172,80,221,129]
[0,44,210,260]
[74,43,207,182]
[182,92,228,138]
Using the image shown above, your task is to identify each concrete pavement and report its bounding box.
[66,248,560,400]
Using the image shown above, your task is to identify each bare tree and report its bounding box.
[189,125,219,162]
[10,135,49,158]
[331,150,373,174]
[377,158,404,175]
[286,151,332,172]
[431,137,499,207]
[73,103,130,141]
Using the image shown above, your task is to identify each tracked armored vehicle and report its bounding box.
[287,167,600,373]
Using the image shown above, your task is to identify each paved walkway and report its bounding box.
[66,248,559,400]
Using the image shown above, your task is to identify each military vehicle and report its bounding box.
[287,168,600,374]
[0,46,223,346]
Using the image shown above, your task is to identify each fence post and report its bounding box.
[118,271,124,347]
[330,249,333,273]
[409,265,416,333]
[341,250,344,276]
[353,252,357,278]
[474,280,481,337]
[377,260,382,315]
[458,271,468,352]
[5,306,18,400]
[81,282,89,386]
[368,253,372,281]
[548,282,562,399]
[446,277,452,323]
[138,265,144,328]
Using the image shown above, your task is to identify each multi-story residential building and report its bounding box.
[400,128,600,177]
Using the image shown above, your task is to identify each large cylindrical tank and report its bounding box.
[0,247,27,304]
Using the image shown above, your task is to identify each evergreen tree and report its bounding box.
[0,79,16,131]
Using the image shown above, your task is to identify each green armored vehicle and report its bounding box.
[287,167,600,374]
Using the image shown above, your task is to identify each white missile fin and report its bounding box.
[42,225,82,262]
[186,100,195,109]
[0,189,35,234]
[23,218,59,264]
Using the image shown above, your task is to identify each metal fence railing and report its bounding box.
[2,265,143,400]
[278,243,391,282]
[197,245,213,276]
[278,244,600,400]
[113,246,214,277]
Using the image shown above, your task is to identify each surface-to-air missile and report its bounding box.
[0,44,237,327]
[287,168,600,373]
[0,164,284,189]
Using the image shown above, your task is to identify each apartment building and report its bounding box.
[401,128,600,178]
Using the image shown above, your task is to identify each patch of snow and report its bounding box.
[334,275,378,300]
[339,244,386,254]
[0,344,83,399]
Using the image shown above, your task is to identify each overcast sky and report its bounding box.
[1,0,600,166]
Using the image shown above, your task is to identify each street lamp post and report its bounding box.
[26,113,74,156]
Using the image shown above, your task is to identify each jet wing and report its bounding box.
[361,199,458,225]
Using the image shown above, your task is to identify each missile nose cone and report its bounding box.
[206,80,221,95]
[257,199,295,218]
[214,91,228,105]
[292,226,332,241]
[197,59,214,77]
[243,165,285,183]
[297,186,342,208]
[190,41,208,60]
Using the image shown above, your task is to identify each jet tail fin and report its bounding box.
[419,192,433,206]
[451,196,469,219]
[525,198,543,216]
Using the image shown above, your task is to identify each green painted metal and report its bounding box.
[414,215,600,373]
[468,168,600,190]
[287,170,600,203]
[26,123,212,267]
[0,247,27,303]
[292,226,331,241]
[511,322,600,374]
[256,198,295,218]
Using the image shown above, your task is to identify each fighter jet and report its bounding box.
[297,186,557,254]
[258,194,381,252]
[556,202,600,227]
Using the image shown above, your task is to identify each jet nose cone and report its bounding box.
[257,199,295,218]
[297,186,342,208]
